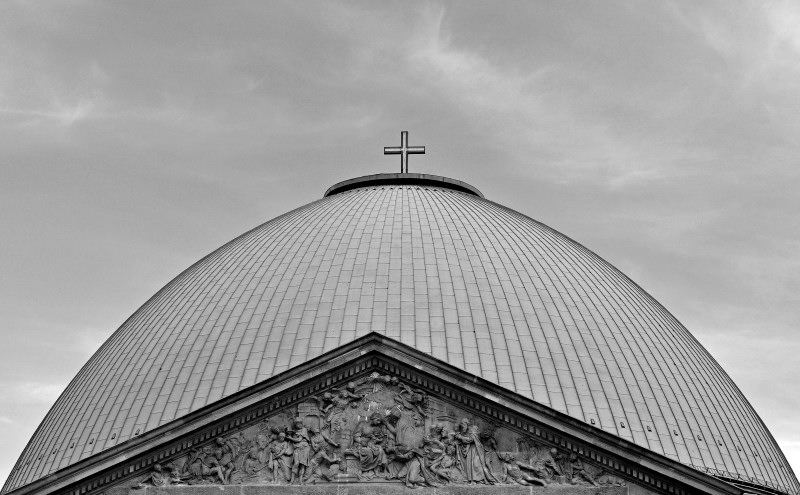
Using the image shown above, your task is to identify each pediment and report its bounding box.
[13,334,741,495]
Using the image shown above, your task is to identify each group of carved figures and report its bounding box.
[138,373,611,489]
[341,415,600,488]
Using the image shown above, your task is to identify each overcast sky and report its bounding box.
[1,0,799,486]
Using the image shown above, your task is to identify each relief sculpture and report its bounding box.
[135,372,626,489]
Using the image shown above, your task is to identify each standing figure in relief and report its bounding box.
[287,418,311,484]
[268,432,291,483]
[256,432,270,464]
[455,419,497,484]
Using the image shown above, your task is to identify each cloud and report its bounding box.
[0,382,66,405]
[356,5,691,187]
[0,416,13,424]
[408,6,548,114]
[765,1,800,57]
[1,99,97,127]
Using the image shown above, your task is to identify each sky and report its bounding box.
[1,0,799,487]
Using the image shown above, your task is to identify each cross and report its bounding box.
[384,131,425,173]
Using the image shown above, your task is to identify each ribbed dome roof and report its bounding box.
[5,174,798,494]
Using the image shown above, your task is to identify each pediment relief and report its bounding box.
[136,369,621,490]
[26,336,738,495]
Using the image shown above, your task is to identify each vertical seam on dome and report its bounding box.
[416,188,451,363]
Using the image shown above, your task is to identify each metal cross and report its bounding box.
[384,131,425,173]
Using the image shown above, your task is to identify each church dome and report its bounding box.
[5,173,798,494]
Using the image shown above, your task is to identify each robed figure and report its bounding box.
[455,420,497,484]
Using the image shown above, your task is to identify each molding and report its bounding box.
[323,173,484,198]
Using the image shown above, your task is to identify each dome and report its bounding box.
[5,173,798,494]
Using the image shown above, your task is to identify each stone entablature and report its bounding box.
[134,483,628,494]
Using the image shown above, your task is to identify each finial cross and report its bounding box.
[384,131,425,173]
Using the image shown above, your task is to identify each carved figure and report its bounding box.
[323,389,361,422]
[421,424,445,461]
[353,412,388,447]
[166,462,188,485]
[268,432,291,483]
[524,458,552,483]
[387,445,440,488]
[454,419,497,484]
[313,392,337,416]
[343,381,363,400]
[359,372,395,392]
[429,444,465,483]
[397,415,425,449]
[138,463,170,487]
[187,446,226,484]
[232,449,269,484]
[569,453,599,486]
[347,436,388,480]
[214,437,237,483]
[286,418,311,484]
[395,383,429,417]
[383,410,401,449]
[479,427,498,452]
[546,448,565,478]
[498,452,546,486]
[242,450,261,476]
[442,429,457,449]
[309,426,340,452]
[306,426,340,482]
[255,432,271,464]
[307,447,340,483]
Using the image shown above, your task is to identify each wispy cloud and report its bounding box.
[0,382,65,405]
[1,99,97,126]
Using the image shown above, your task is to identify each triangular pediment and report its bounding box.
[13,334,742,495]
